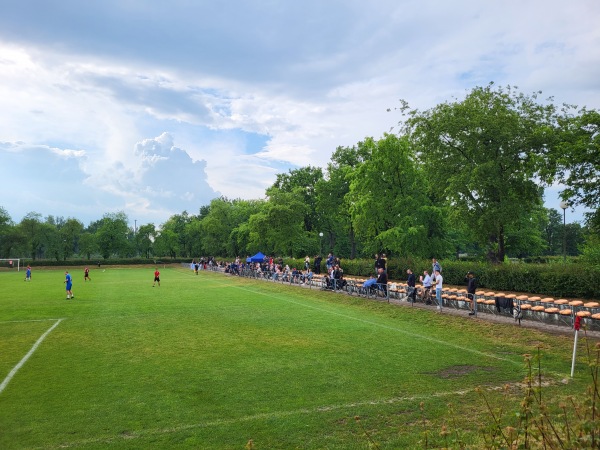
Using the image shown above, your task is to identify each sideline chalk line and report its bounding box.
[0,318,63,394]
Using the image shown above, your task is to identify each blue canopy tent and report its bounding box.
[246,252,266,263]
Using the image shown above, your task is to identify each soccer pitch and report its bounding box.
[0,267,591,449]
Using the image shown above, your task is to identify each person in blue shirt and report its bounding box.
[25,265,32,281]
[326,253,335,271]
[432,258,442,281]
[64,271,74,299]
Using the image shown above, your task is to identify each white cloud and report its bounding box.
[0,0,598,225]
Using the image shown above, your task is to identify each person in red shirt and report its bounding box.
[84,267,91,282]
[152,268,160,287]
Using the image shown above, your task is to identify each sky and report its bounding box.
[0,0,598,228]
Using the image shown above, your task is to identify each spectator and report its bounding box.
[363,275,377,291]
[466,271,478,316]
[376,267,388,296]
[432,258,442,281]
[314,254,322,274]
[406,268,416,302]
[326,253,334,271]
[434,269,443,311]
[302,268,313,284]
[332,264,346,290]
[419,270,433,304]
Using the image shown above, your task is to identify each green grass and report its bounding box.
[0,267,595,449]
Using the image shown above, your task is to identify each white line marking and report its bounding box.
[0,318,65,325]
[0,318,63,394]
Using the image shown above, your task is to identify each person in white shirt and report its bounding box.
[434,269,443,311]
[419,270,433,304]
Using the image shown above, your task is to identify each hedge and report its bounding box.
[285,257,600,300]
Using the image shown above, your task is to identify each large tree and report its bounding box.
[95,212,130,259]
[269,166,324,233]
[553,108,600,231]
[402,84,556,262]
[346,134,451,258]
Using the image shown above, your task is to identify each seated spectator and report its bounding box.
[291,267,301,283]
[332,264,347,290]
[302,268,313,284]
[363,275,377,290]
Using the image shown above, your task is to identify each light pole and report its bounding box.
[560,201,568,263]
[319,232,323,255]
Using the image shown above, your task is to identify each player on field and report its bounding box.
[84,267,91,282]
[153,268,160,287]
[25,265,32,281]
[65,271,74,299]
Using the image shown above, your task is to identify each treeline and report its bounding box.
[0,84,598,265]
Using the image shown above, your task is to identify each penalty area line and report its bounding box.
[0,318,65,325]
[0,318,64,395]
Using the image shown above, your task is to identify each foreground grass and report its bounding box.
[0,267,595,449]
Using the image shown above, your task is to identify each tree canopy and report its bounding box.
[1,84,597,263]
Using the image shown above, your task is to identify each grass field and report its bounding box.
[0,266,596,449]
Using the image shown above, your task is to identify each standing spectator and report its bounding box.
[434,269,443,311]
[304,255,310,271]
[374,253,387,274]
[152,268,160,287]
[406,268,416,303]
[25,265,32,282]
[313,254,322,274]
[466,271,478,316]
[84,267,91,282]
[419,270,433,304]
[432,258,442,281]
[326,253,334,271]
[65,271,74,299]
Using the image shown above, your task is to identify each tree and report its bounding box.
[78,232,96,260]
[159,212,191,257]
[553,108,600,231]
[59,218,84,260]
[96,212,130,259]
[0,207,20,257]
[269,166,324,233]
[346,134,451,258]
[315,145,366,258]
[154,229,179,258]
[402,84,556,263]
[541,208,563,256]
[136,223,156,259]
[19,212,44,259]
[199,198,236,257]
[247,190,307,257]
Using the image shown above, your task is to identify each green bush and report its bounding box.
[281,257,599,299]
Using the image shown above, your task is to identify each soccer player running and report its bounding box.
[84,267,91,282]
[153,268,160,287]
[65,271,74,299]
